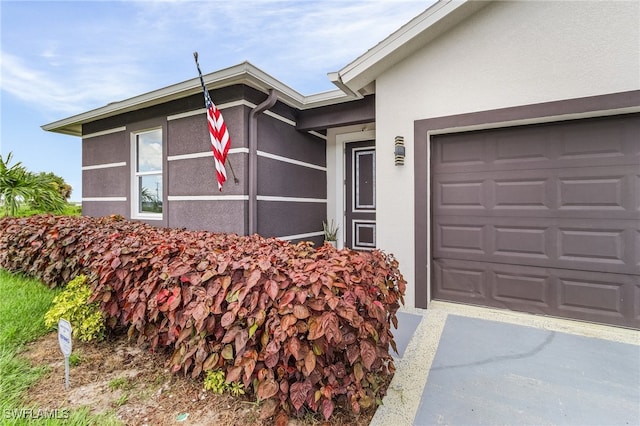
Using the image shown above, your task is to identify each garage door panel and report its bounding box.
[433,259,639,328]
[434,165,638,219]
[433,260,486,301]
[434,215,638,274]
[433,114,640,174]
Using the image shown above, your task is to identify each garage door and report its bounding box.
[432,114,639,328]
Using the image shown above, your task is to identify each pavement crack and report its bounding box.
[431,330,556,371]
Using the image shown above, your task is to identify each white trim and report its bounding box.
[352,219,376,250]
[264,110,296,127]
[168,147,248,162]
[83,126,126,139]
[352,148,376,210]
[167,100,255,121]
[166,98,297,127]
[277,231,325,241]
[308,131,327,140]
[257,196,327,203]
[167,195,249,201]
[131,128,163,221]
[167,108,206,121]
[82,197,127,202]
[82,161,126,171]
[257,151,327,171]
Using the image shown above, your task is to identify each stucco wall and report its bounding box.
[373,0,640,308]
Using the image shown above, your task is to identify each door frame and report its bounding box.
[413,90,640,310]
[345,141,376,250]
[333,129,376,249]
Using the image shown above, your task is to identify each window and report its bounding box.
[132,128,163,218]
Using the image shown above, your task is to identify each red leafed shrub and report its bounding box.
[0,215,406,420]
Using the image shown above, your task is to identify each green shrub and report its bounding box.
[44,274,105,342]
[203,370,227,394]
[203,370,246,396]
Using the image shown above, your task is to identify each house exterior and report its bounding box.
[44,0,639,328]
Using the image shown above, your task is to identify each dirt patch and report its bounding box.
[20,333,376,425]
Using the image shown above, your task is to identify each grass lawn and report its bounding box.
[0,270,120,425]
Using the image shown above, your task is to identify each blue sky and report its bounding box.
[1,0,432,201]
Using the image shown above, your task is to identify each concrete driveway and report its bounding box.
[372,302,640,426]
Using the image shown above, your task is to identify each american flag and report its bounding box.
[203,89,230,191]
[194,53,230,191]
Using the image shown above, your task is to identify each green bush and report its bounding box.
[44,274,105,342]
[203,369,246,396]
[203,369,227,394]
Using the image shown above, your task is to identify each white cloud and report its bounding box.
[1,0,432,116]
[0,50,148,115]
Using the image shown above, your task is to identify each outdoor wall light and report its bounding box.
[394,136,406,166]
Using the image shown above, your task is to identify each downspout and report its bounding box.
[248,89,278,235]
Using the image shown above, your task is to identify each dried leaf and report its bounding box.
[257,378,279,401]
[221,344,234,360]
[293,304,310,319]
[360,339,376,370]
[226,365,242,383]
[304,350,316,376]
[321,399,335,421]
[290,382,310,411]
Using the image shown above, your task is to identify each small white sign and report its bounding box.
[58,319,72,357]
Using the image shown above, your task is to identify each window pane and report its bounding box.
[138,175,162,214]
[136,129,162,172]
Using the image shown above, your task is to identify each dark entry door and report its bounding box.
[345,141,376,250]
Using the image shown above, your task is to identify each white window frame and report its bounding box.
[131,128,163,220]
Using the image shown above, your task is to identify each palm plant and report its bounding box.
[0,152,66,217]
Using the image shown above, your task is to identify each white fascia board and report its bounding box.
[42,62,357,137]
[336,0,489,93]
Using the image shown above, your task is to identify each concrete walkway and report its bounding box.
[371,302,640,426]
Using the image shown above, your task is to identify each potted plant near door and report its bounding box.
[322,220,339,248]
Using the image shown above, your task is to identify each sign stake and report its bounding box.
[57,319,72,390]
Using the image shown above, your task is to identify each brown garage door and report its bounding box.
[432,114,640,328]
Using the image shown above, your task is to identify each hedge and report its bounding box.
[0,215,406,420]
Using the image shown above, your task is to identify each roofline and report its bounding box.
[42,61,357,137]
[331,0,491,94]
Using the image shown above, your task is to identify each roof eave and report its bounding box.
[42,61,358,137]
[335,0,491,94]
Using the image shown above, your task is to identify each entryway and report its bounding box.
[345,140,376,250]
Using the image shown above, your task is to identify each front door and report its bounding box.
[345,141,376,250]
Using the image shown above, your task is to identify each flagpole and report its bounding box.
[193,52,240,185]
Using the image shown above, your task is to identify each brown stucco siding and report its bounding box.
[167,105,248,156]
[82,167,128,198]
[168,153,248,196]
[257,201,325,238]
[257,115,326,166]
[167,200,247,234]
[82,201,128,218]
[257,157,326,199]
[82,131,127,166]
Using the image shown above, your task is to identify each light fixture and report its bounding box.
[394,136,405,166]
